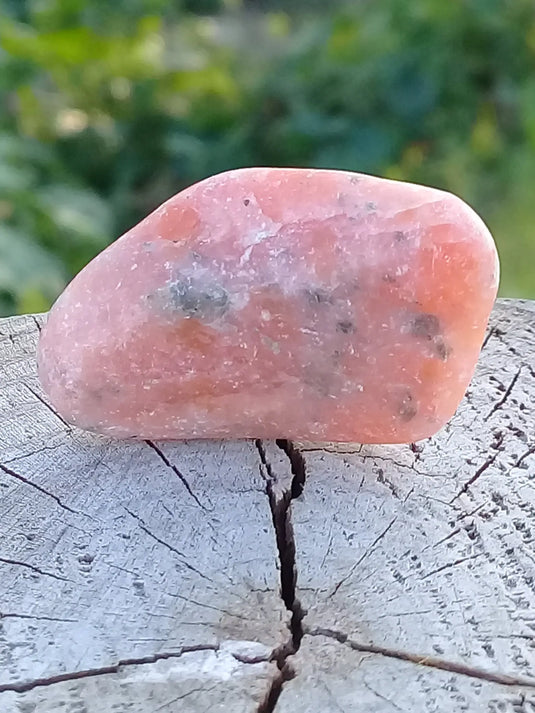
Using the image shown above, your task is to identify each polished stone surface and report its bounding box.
[38,168,499,442]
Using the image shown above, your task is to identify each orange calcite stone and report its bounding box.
[38,168,499,443]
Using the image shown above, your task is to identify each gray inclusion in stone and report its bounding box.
[409,312,451,361]
[167,276,229,321]
[410,313,441,339]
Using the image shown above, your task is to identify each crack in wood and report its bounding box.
[305,626,535,689]
[0,645,219,694]
[0,331,16,346]
[450,433,504,503]
[257,663,295,713]
[298,445,365,455]
[418,552,484,581]
[145,439,208,510]
[455,502,487,522]
[123,506,214,582]
[254,439,306,713]
[276,439,307,499]
[484,366,523,421]
[0,612,78,623]
[513,445,535,469]
[298,447,432,479]
[30,315,42,334]
[422,526,462,552]
[256,440,306,650]
[0,556,70,582]
[22,383,72,432]
[481,325,496,350]
[3,443,63,465]
[0,462,78,514]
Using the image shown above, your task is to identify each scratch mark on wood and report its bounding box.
[360,609,435,622]
[329,517,398,598]
[363,679,405,711]
[319,523,335,570]
[167,591,248,621]
[154,684,219,711]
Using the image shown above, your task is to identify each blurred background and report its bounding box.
[1,0,534,316]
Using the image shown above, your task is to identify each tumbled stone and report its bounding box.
[38,168,499,443]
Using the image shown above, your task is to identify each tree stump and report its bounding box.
[0,299,534,713]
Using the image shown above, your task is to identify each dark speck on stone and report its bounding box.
[411,313,441,339]
[435,338,452,361]
[243,198,250,206]
[302,367,331,397]
[383,274,397,284]
[394,231,406,242]
[398,390,418,421]
[337,320,355,334]
[305,287,333,305]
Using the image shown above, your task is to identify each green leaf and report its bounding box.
[36,184,112,243]
[0,226,66,312]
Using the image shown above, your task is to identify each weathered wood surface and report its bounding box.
[0,298,534,713]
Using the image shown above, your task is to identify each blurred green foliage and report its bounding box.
[1,0,534,315]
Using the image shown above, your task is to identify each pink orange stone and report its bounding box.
[37,168,499,443]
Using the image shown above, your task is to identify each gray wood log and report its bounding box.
[0,299,534,713]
